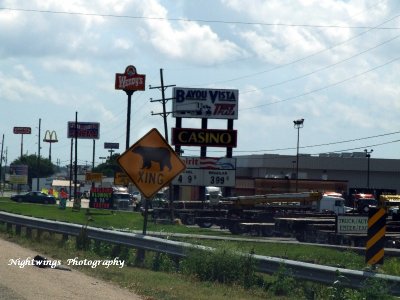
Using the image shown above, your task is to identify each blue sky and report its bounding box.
[1,0,400,167]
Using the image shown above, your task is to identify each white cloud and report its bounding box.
[136,0,244,64]
[0,72,65,105]
[42,59,94,75]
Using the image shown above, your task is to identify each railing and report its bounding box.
[0,211,399,295]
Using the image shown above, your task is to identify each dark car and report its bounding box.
[11,191,56,204]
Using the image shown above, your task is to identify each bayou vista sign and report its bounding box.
[172,87,239,119]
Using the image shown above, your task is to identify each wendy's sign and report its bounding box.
[115,65,145,91]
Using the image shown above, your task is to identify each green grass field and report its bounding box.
[0,196,399,299]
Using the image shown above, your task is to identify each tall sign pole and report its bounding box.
[0,134,4,193]
[125,90,133,150]
[37,119,41,191]
[73,112,79,210]
[67,119,100,210]
[115,65,146,150]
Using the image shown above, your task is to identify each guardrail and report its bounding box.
[0,211,399,295]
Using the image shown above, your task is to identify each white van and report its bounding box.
[317,195,349,215]
[206,186,223,205]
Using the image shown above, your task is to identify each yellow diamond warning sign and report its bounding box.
[117,128,186,198]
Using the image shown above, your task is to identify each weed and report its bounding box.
[76,225,90,250]
[267,264,297,296]
[181,244,261,289]
[360,277,391,300]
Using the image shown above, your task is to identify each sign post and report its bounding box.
[67,120,100,210]
[115,65,146,150]
[117,128,186,234]
[366,208,387,266]
[13,127,31,158]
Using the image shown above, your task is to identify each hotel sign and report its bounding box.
[171,128,237,148]
[172,87,239,119]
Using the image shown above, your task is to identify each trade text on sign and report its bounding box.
[172,128,237,147]
[175,89,237,103]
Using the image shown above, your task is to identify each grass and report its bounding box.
[0,198,231,235]
[2,196,400,276]
[0,227,288,300]
[0,196,398,299]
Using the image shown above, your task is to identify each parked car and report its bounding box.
[130,191,142,211]
[10,191,56,204]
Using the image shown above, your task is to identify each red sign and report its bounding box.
[115,65,145,91]
[67,122,100,139]
[13,127,31,134]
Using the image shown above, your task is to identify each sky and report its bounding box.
[1,0,400,168]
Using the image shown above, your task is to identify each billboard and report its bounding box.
[104,142,120,149]
[89,187,113,209]
[85,172,103,182]
[67,122,100,139]
[115,65,145,91]
[172,157,236,187]
[171,128,237,148]
[13,127,31,134]
[172,87,239,119]
[9,164,28,185]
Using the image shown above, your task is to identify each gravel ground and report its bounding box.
[0,238,142,300]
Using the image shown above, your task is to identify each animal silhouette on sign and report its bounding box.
[132,146,172,171]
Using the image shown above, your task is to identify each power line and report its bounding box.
[184,12,400,87]
[2,7,400,29]
[180,131,400,154]
[240,55,400,110]
[245,33,400,93]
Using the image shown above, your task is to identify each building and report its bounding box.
[234,152,400,196]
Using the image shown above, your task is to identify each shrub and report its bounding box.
[181,245,262,288]
[267,265,297,296]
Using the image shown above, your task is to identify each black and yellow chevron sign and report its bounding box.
[366,208,387,265]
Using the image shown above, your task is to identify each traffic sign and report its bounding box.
[366,208,386,265]
[117,128,186,198]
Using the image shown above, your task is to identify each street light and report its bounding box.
[364,149,373,189]
[293,118,304,192]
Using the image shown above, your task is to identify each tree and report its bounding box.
[10,154,56,188]
[92,153,122,177]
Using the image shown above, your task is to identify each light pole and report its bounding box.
[364,149,373,189]
[293,118,304,192]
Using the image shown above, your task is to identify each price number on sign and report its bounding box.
[210,176,226,185]
[177,174,193,184]
[173,169,202,185]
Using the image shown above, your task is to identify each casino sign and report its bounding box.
[172,128,237,148]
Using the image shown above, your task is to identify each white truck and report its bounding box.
[317,195,350,215]
[111,186,132,211]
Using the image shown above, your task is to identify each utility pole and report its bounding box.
[149,68,175,142]
[36,118,41,191]
[149,68,176,222]
[0,134,4,193]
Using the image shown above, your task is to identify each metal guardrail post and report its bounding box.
[0,211,400,295]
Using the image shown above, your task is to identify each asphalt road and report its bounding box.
[0,238,142,300]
